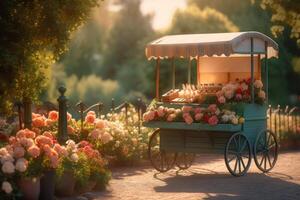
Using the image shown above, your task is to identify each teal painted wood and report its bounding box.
[143,121,242,132]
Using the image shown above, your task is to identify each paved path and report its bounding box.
[67,151,300,200]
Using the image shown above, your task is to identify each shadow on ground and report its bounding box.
[153,169,300,200]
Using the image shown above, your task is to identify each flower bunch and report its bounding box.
[143,104,244,126]
[216,78,266,105]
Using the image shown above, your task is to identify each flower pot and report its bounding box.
[39,170,56,200]
[18,177,40,200]
[55,170,75,196]
[76,180,97,194]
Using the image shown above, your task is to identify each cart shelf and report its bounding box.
[143,121,242,132]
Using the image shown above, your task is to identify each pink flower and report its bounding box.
[67,126,75,134]
[32,113,41,119]
[100,132,113,144]
[48,111,59,121]
[53,144,68,157]
[195,113,203,121]
[182,106,193,113]
[24,129,36,139]
[224,90,234,99]
[45,119,54,126]
[157,106,165,117]
[235,93,242,101]
[218,96,226,104]
[15,158,28,172]
[95,119,106,129]
[35,135,53,147]
[143,111,155,122]
[42,144,52,156]
[1,161,15,174]
[216,90,224,98]
[85,114,96,124]
[89,129,102,140]
[2,181,13,194]
[167,114,176,122]
[32,117,46,128]
[208,115,219,125]
[19,138,34,149]
[258,90,266,99]
[67,113,72,121]
[27,145,41,158]
[208,104,217,113]
[14,146,25,158]
[43,131,54,139]
[183,113,193,124]
[16,130,26,138]
[194,107,202,114]
[0,153,14,164]
[48,150,59,168]
[254,80,263,89]
[87,111,96,116]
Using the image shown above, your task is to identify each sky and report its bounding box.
[108,0,187,30]
[141,0,187,30]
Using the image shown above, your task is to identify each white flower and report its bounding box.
[70,153,79,162]
[221,115,230,123]
[2,181,13,194]
[15,158,28,172]
[254,80,263,89]
[231,117,239,125]
[241,83,248,91]
[115,141,120,148]
[2,161,15,174]
[101,132,113,144]
[66,140,76,150]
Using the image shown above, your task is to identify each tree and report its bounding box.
[100,0,154,80]
[259,0,300,45]
[0,0,99,114]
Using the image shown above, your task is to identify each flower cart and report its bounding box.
[143,32,279,176]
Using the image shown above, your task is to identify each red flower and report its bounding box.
[203,114,210,123]
[236,87,242,94]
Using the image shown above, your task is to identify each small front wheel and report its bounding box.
[224,132,252,177]
[175,153,195,170]
[254,130,278,173]
[148,129,176,172]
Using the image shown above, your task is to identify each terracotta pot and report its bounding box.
[55,171,75,197]
[18,177,40,200]
[39,170,56,200]
[76,180,97,194]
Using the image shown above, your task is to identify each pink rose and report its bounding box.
[195,113,203,121]
[85,114,96,124]
[35,135,53,147]
[1,161,15,174]
[27,145,40,158]
[24,129,36,139]
[254,80,263,89]
[19,138,34,149]
[89,129,102,140]
[218,96,226,104]
[208,104,217,113]
[157,106,165,117]
[100,132,113,144]
[16,130,26,138]
[42,144,52,156]
[15,158,28,172]
[32,117,46,128]
[258,90,266,99]
[53,144,68,157]
[67,113,72,121]
[235,93,242,101]
[14,146,25,158]
[194,107,202,114]
[167,114,176,122]
[45,119,54,126]
[2,181,13,194]
[87,111,96,116]
[48,111,58,121]
[95,119,106,129]
[208,115,219,125]
[183,113,193,124]
[182,106,193,113]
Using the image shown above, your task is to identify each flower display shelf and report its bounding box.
[143,121,242,132]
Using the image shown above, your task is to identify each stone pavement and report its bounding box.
[62,151,300,200]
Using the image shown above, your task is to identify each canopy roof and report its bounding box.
[145,31,279,59]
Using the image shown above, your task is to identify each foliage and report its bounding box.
[0,0,99,114]
[259,0,300,45]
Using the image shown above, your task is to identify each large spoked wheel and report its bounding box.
[148,129,176,172]
[225,132,252,177]
[254,130,278,173]
[175,153,196,170]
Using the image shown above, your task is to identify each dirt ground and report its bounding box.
[61,151,300,200]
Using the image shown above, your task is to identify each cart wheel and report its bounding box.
[148,129,176,172]
[254,130,278,173]
[175,153,195,170]
[225,132,252,177]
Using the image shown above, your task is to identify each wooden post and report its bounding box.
[57,86,68,144]
[197,56,200,85]
[188,58,191,84]
[275,106,278,137]
[172,57,175,89]
[250,38,254,104]
[16,101,23,130]
[264,41,269,103]
[111,98,115,113]
[23,97,32,129]
[155,58,160,100]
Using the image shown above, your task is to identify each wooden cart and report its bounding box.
[143,32,279,176]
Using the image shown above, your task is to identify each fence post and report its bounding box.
[23,97,32,129]
[285,106,289,133]
[111,98,115,113]
[57,86,68,144]
[274,106,278,137]
[77,101,85,132]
